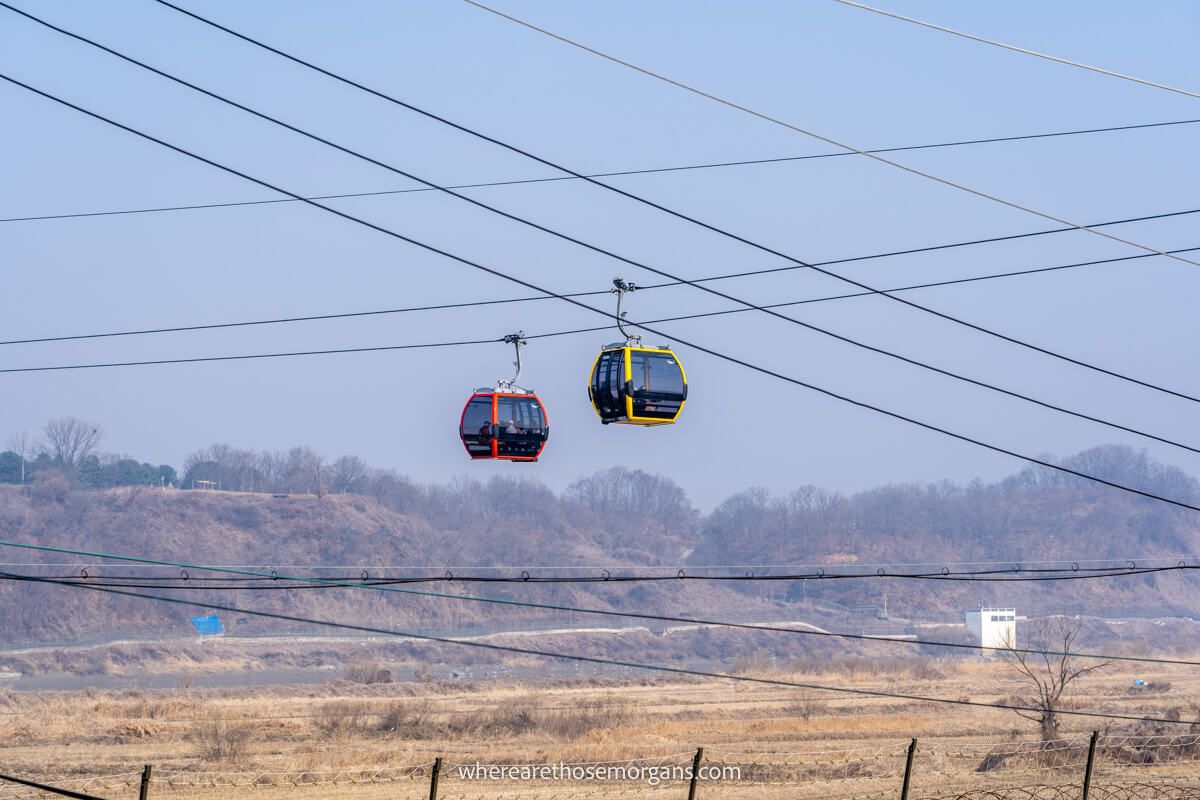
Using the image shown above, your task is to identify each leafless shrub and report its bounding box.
[730,649,775,675]
[343,660,393,685]
[537,702,629,739]
[786,656,944,680]
[909,659,945,681]
[316,701,370,739]
[377,701,430,736]
[129,696,190,719]
[427,701,629,740]
[78,651,115,676]
[195,718,251,762]
[373,698,623,741]
[783,695,821,721]
[29,471,71,505]
[477,707,539,736]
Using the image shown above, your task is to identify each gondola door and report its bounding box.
[590,348,625,423]
[460,393,496,459]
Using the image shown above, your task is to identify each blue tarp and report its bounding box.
[189,613,225,636]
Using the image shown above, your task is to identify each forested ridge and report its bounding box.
[2,419,1199,647]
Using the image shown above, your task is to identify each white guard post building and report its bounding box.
[965,607,1016,651]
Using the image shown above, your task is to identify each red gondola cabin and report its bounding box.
[459,390,549,462]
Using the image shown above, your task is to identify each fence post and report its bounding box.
[138,765,152,800]
[687,747,704,800]
[428,756,442,800]
[1081,731,1099,800]
[900,738,917,800]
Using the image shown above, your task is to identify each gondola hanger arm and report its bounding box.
[496,331,532,393]
[611,278,642,346]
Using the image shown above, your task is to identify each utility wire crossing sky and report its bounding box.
[0,1,1196,503]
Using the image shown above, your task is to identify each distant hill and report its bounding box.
[1,445,1198,648]
[0,478,731,646]
[695,446,1200,622]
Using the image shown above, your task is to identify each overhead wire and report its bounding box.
[4,555,1194,571]
[6,7,1199,456]
[12,572,1199,728]
[3,287,1200,460]
[12,568,1200,667]
[713,207,1200,278]
[10,564,1193,585]
[0,336,504,374]
[2,540,1197,667]
[828,0,1200,100]
[5,245,1200,370]
[4,71,1200,513]
[0,294,594,347]
[3,229,1198,354]
[11,4,1200,455]
[144,0,1200,407]
[2,6,1190,724]
[3,116,1197,225]
[697,236,1200,297]
[459,0,1200,276]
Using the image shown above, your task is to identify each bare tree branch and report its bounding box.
[40,417,102,478]
[1001,616,1111,742]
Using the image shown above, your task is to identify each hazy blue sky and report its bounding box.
[2,1,1198,508]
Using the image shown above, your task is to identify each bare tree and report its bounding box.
[182,444,262,491]
[364,468,420,511]
[210,445,260,492]
[566,467,696,531]
[6,432,29,483]
[330,455,368,494]
[233,448,263,492]
[1001,616,1109,742]
[284,446,325,496]
[40,418,102,475]
[258,450,286,493]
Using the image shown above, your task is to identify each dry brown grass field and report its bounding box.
[3,652,1199,799]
